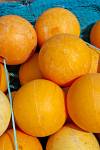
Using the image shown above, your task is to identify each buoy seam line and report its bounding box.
[3,59,18,150]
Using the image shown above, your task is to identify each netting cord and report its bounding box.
[3,59,18,150]
[86,42,100,52]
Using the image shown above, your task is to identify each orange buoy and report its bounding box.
[0,15,37,65]
[0,129,43,150]
[13,79,67,137]
[35,7,80,46]
[89,48,99,73]
[46,124,100,150]
[0,63,7,92]
[0,91,11,136]
[90,21,100,48]
[19,53,42,85]
[67,73,100,133]
[39,34,91,86]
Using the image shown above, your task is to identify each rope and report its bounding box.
[3,59,18,150]
[85,41,100,52]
